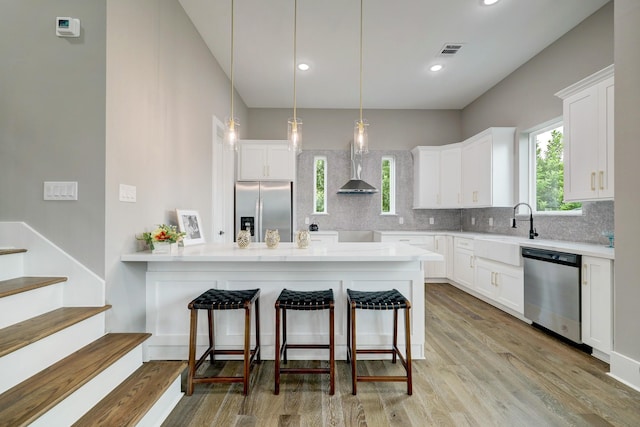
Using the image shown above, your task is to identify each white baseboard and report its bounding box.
[609,351,640,392]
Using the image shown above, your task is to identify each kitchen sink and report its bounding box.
[474,236,522,266]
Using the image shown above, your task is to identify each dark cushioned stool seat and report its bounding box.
[187,288,260,396]
[274,289,335,395]
[346,288,412,395]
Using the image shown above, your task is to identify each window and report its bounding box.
[529,122,581,213]
[313,156,327,214]
[381,156,396,214]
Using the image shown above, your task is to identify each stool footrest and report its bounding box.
[357,376,409,383]
[279,368,330,375]
[284,344,330,350]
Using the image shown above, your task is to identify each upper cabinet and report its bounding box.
[412,145,462,209]
[237,140,296,181]
[461,127,516,208]
[556,65,614,201]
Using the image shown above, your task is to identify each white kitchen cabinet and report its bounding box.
[475,257,524,315]
[424,235,447,279]
[237,140,295,181]
[581,255,613,358]
[411,144,461,209]
[453,237,475,289]
[556,65,614,201]
[308,231,338,245]
[461,127,515,207]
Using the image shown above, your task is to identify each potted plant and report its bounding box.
[138,224,186,254]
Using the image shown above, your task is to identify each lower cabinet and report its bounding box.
[453,238,475,289]
[424,235,447,279]
[475,258,524,315]
[581,256,613,357]
[308,231,338,245]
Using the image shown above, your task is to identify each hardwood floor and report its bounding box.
[162,283,640,426]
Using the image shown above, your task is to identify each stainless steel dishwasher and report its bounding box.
[522,247,582,344]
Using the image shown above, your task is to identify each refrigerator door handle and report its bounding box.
[254,198,260,242]
[258,199,264,242]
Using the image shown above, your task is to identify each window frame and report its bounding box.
[381,155,396,215]
[313,155,327,214]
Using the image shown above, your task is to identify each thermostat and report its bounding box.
[56,17,80,37]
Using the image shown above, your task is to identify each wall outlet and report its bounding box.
[471,217,476,225]
[399,216,404,225]
[489,217,494,227]
[305,217,310,225]
[429,217,434,225]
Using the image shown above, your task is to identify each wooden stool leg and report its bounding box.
[329,304,335,395]
[405,306,412,396]
[255,296,261,363]
[351,303,357,395]
[282,308,288,364]
[187,308,198,396]
[392,308,398,364]
[208,309,215,364]
[346,298,351,363]
[274,304,281,395]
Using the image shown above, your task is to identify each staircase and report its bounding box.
[0,223,185,426]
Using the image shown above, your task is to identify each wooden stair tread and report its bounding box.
[0,305,111,358]
[0,249,27,256]
[0,332,151,427]
[0,276,68,299]
[72,361,187,427]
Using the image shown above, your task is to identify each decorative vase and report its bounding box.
[151,241,171,254]
[295,230,311,249]
[237,229,251,249]
[265,229,280,248]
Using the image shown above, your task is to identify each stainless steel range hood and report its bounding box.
[338,143,378,194]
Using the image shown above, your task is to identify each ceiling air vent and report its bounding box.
[439,43,464,56]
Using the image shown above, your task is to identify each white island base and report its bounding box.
[122,242,441,361]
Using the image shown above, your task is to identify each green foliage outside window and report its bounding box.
[315,157,326,213]
[535,129,581,211]
[382,159,391,213]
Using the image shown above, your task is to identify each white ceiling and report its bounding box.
[178,0,609,110]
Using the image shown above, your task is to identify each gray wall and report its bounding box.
[0,1,107,275]
[247,108,462,150]
[105,0,248,331]
[614,0,640,368]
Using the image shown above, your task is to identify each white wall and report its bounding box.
[613,0,640,385]
[105,0,248,331]
[0,1,107,275]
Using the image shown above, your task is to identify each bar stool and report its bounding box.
[186,288,261,396]
[274,289,335,395]
[346,288,412,395]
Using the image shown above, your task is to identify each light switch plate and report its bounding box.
[44,181,78,201]
[119,184,137,203]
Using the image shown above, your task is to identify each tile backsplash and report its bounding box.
[296,149,614,245]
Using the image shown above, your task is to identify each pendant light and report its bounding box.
[354,0,369,154]
[224,0,239,150]
[288,0,302,154]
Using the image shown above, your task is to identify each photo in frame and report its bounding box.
[176,209,205,246]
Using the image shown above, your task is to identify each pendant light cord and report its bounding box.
[359,0,363,123]
[230,0,235,122]
[293,0,298,123]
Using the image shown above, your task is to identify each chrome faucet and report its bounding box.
[512,202,539,239]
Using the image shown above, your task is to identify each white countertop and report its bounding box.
[372,230,615,260]
[121,241,443,263]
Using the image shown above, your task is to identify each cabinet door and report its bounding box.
[474,259,496,300]
[453,248,474,289]
[462,136,492,207]
[597,77,614,199]
[425,235,447,278]
[266,144,296,181]
[494,264,524,314]
[581,256,612,353]
[440,147,461,208]
[238,142,268,180]
[563,86,599,201]
[413,149,440,208]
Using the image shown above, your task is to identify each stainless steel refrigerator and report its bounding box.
[234,181,293,242]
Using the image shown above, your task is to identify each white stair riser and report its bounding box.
[136,376,184,427]
[0,283,64,329]
[30,343,145,427]
[0,314,105,394]
[0,252,24,281]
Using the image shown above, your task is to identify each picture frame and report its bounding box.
[176,209,205,246]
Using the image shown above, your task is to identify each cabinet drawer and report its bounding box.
[455,237,474,250]
[381,235,430,245]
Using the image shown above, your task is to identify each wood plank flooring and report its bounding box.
[162,283,640,426]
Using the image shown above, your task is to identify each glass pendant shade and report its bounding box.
[288,117,302,154]
[354,119,369,154]
[224,117,239,151]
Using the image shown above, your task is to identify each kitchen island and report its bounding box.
[121,242,441,361]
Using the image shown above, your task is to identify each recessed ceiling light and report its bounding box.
[483,0,500,5]
[430,64,444,72]
[297,63,310,71]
